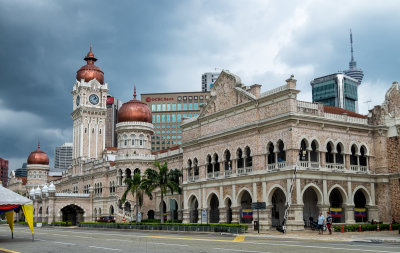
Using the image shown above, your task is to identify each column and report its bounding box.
[232,159,237,174]
[253,183,258,202]
[320,152,326,168]
[345,154,350,170]
[344,204,355,224]
[231,206,241,224]
[323,180,328,205]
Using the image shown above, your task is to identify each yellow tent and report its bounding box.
[0,185,34,241]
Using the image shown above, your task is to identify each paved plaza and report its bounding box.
[0,225,399,253]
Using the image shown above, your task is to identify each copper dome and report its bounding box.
[76,45,104,84]
[118,87,152,123]
[27,143,49,165]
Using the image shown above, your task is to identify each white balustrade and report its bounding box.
[225,170,232,177]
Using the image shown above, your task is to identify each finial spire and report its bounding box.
[133,85,137,100]
[38,140,40,150]
[90,43,92,52]
[350,29,354,62]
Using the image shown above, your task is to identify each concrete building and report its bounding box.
[0,158,8,187]
[202,72,220,92]
[15,48,400,231]
[105,95,122,148]
[311,73,359,112]
[141,91,209,151]
[54,143,73,170]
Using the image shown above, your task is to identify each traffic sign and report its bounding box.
[251,202,266,210]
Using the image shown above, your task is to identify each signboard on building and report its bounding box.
[137,212,142,223]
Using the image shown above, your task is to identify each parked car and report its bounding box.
[96,216,115,223]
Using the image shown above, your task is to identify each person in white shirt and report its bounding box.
[317,212,325,235]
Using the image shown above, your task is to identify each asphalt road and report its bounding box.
[0,225,399,253]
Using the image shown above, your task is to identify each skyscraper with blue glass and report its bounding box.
[311,31,363,113]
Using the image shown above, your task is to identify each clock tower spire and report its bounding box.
[71,46,108,166]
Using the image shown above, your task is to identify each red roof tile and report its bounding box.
[323,105,367,119]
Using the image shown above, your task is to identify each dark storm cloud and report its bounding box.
[1,0,399,171]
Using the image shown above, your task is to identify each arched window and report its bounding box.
[299,139,308,161]
[244,147,252,167]
[336,143,344,164]
[206,155,212,177]
[224,150,232,171]
[131,135,135,146]
[237,148,244,169]
[123,135,128,146]
[133,168,140,175]
[310,141,319,162]
[277,141,285,162]
[326,142,334,164]
[350,145,358,165]
[213,153,220,174]
[139,135,144,146]
[193,158,199,177]
[267,142,275,164]
[187,159,193,179]
[360,146,367,166]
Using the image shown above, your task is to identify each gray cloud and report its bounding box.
[1,0,399,170]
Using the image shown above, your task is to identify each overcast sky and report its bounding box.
[1,0,399,171]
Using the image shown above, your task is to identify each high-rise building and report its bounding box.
[141,91,210,151]
[15,163,27,177]
[106,95,122,148]
[202,72,220,92]
[311,73,359,112]
[0,158,9,187]
[344,30,364,84]
[54,143,73,170]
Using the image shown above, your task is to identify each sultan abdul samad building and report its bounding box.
[8,47,400,230]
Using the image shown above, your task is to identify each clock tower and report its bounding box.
[71,46,108,162]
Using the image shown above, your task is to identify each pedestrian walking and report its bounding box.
[326,211,332,235]
[317,212,325,235]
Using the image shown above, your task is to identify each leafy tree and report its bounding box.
[142,162,182,223]
[121,172,149,223]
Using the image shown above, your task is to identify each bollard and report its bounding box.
[377,224,380,232]
[341,225,344,233]
[359,224,362,232]
[389,224,392,231]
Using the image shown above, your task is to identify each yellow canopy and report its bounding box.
[4,205,34,240]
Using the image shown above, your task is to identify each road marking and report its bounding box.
[241,241,400,253]
[88,246,122,251]
[147,235,230,242]
[53,241,76,246]
[0,248,20,253]
[214,248,269,253]
[106,238,131,242]
[233,235,245,242]
[151,242,189,247]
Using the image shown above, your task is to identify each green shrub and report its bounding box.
[333,223,399,232]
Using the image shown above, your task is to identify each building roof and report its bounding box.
[324,105,367,119]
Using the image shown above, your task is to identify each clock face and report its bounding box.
[89,94,99,105]
[76,95,80,106]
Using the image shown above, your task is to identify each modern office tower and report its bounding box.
[311,73,359,112]
[141,91,210,151]
[202,72,220,92]
[15,163,27,177]
[106,95,122,148]
[344,30,364,84]
[54,143,73,170]
[0,158,9,186]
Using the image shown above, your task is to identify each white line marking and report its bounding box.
[88,246,122,251]
[241,241,400,253]
[53,241,76,245]
[106,238,131,242]
[214,248,269,253]
[151,242,189,247]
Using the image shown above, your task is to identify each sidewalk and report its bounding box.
[245,229,400,243]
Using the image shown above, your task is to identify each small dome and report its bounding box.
[118,86,152,123]
[27,142,49,165]
[76,45,104,84]
[48,182,56,192]
[42,184,48,193]
[35,186,41,196]
[29,188,35,196]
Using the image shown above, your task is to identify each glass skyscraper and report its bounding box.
[311,73,359,112]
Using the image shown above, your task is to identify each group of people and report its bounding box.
[317,211,333,235]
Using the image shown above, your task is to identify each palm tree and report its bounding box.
[142,161,182,223]
[121,172,149,223]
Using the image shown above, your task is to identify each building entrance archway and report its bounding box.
[303,187,319,227]
[239,190,252,224]
[209,194,219,223]
[329,188,345,223]
[189,196,199,223]
[61,204,84,225]
[354,190,367,222]
[271,188,286,227]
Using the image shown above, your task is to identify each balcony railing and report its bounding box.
[207,172,214,179]
[351,165,368,173]
[298,161,320,169]
[267,161,288,171]
[225,170,232,177]
[326,163,345,170]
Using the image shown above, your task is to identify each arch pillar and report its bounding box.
[231,206,240,224]
[366,205,379,222]
[320,152,326,168]
[285,204,304,231]
[344,204,355,224]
